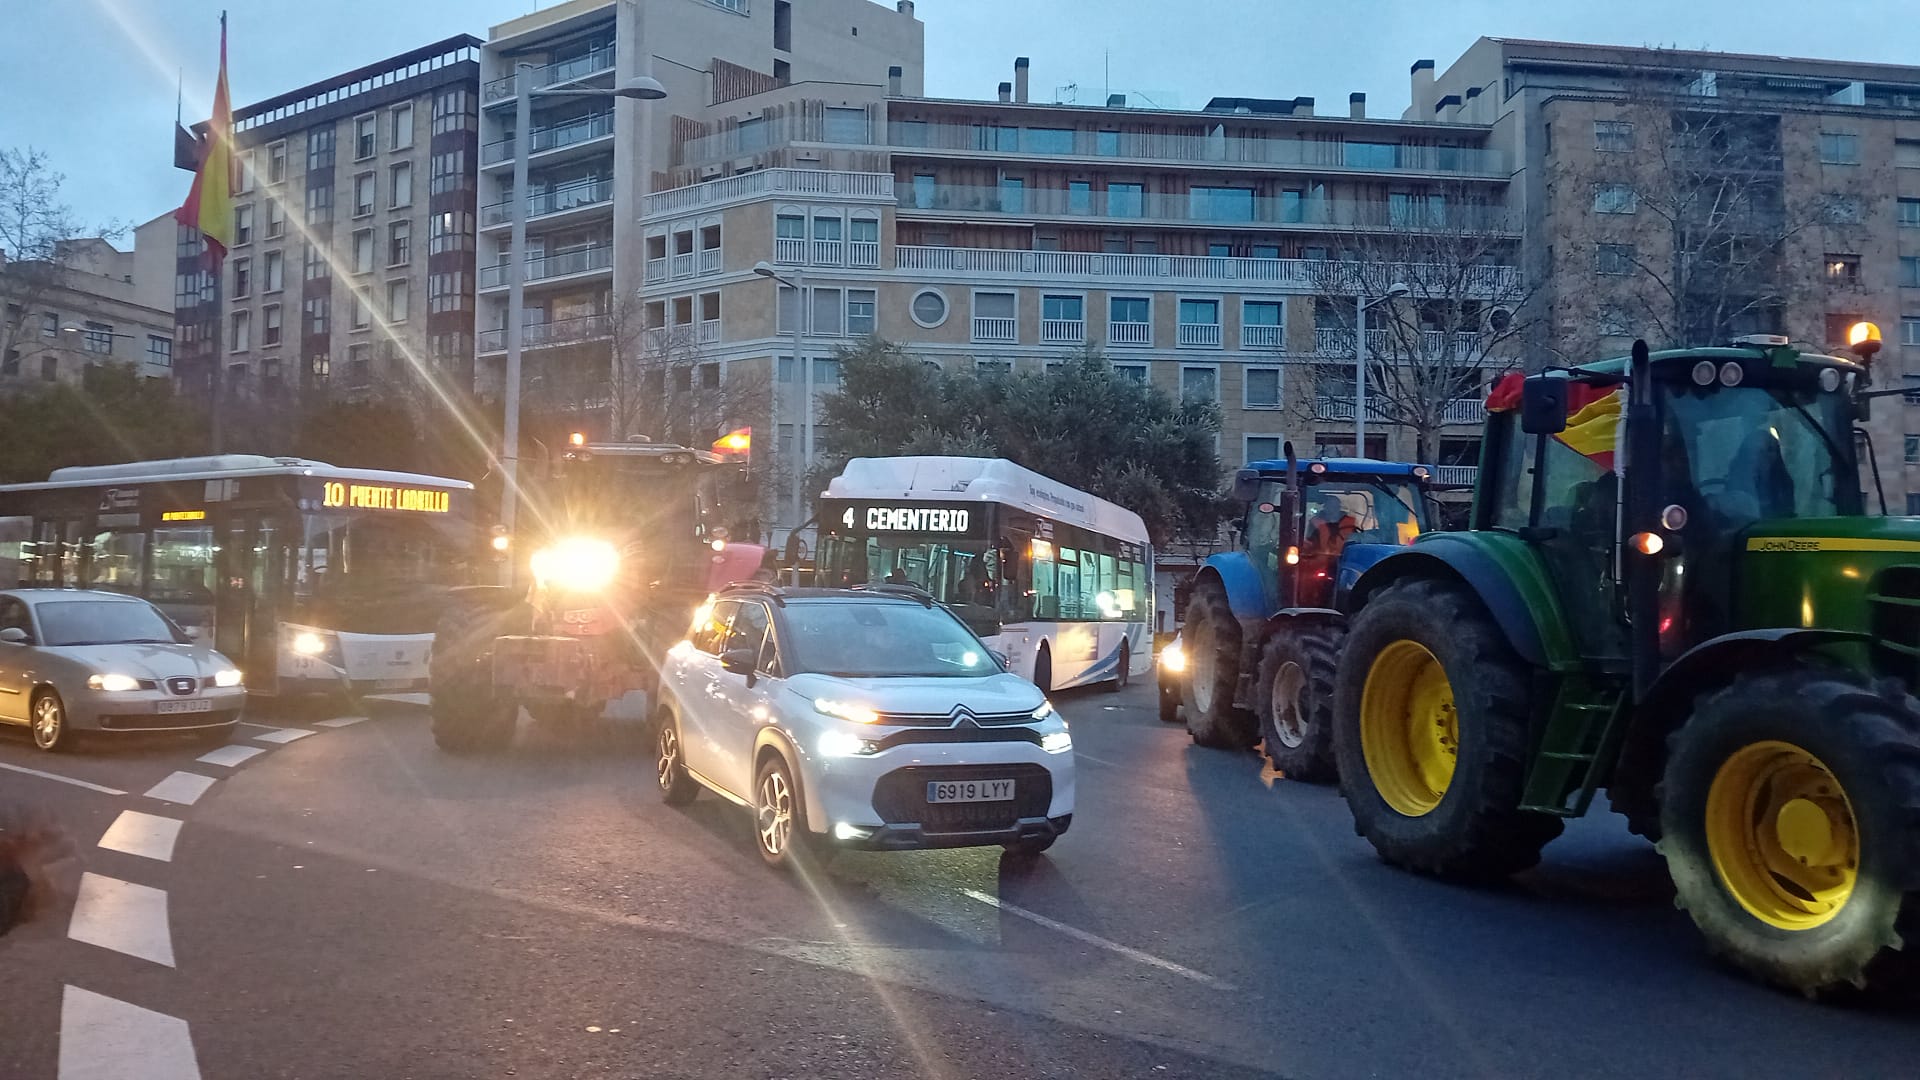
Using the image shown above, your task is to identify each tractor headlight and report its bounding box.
[1162,640,1187,673]
[530,537,621,592]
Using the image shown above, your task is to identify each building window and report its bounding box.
[998,176,1025,213]
[1594,120,1635,153]
[910,289,948,328]
[40,313,57,338]
[1907,435,1920,466]
[972,291,1016,342]
[1178,298,1221,347]
[1069,180,1092,214]
[1042,294,1084,343]
[1902,317,1920,347]
[234,204,254,246]
[1242,300,1284,350]
[1245,366,1282,408]
[354,172,376,217]
[353,114,377,161]
[1190,186,1254,222]
[263,250,284,292]
[262,305,281,346]
[1096,130,1121,156]
[429,210,474,255]
[1111,361,1147,383]
[305,184,332,226]
[1820,131,1860,165]
[349,294,370,332]
[1909,493,1920,515]
[813,358,841,385]
[810,287,844,335]
[346,343,371,386]
[1596,243,1636,276]
[1592,183,1637,214]
[82,322,114,355]
[1827,254,1862,282]
[146,335,171,368]
[848,216,878,266]
[847,289,877,336]
[304,295,329,335]
[1902,257,1920,288]
[231,257,251,299]
[265,201,285,239]
[911,173,936,209]
[390,103,414,150]
[40,355,57,381]
[2,348,18,377]
[352,229,375,274]
[229,310,250,352]
[388,222,411,266]
[1246,436,1282,464]
[1898,140,1920,168]
[266,141,287,183]
[1901,199,1920,228]
[1180,365,1218,403]
[976,358,1012,376]
[1109,295,1151,346]
[390,162,413,209]
[823,106,868,144]
[1109,182,1143,218]
[387,280,409,323]
[307,126,335,171]
[233,150,256,194]
[1825,194,1864,224]
[1021,128,1073,154]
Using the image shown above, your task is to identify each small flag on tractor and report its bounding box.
[1485,372,1624,471]
[174,12,235,274]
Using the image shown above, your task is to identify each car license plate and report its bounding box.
[156,699,213,715]
[926,779,1015,804]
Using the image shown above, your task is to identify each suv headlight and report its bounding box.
[88,673,140,692]
[530,537,621,592]
[814,698,880,725]
[1031,700,1055,721]
[1040,730,1072,754]
[213,668,244,688]
[818,730,880,757]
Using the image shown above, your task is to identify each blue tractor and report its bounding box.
[1181,447,1442,781]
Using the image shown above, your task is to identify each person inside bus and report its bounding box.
[885,565,911,587]
[959,557,996,607]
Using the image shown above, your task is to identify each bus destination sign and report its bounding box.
[321,482,452,514]
[829,500,985,538]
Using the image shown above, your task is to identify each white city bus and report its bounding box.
[0,455,477,697]
[817,457,1152,693]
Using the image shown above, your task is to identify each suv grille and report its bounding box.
[876,708,1036,727]
[871,763,1053,833]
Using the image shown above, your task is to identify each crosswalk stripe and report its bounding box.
[251,727,315,744]
[96,811,184,863]
[313,716,366,728]
[143,772,218,806]
[59,985,201,1080]
[68,873,175,967]
[196,744,266,767]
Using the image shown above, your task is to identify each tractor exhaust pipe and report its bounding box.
[1624,339,1661,701]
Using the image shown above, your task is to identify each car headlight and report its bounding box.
[213,668,244,688]
[88,673,140,692]
[1161,641,1186,673]
[530,536,620,592]
[814,698,880,725]
[291,630,328,656]
[818,730,880,757]
[1031,700,1055,721]
[1040,730,1073,754]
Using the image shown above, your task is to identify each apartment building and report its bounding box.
[174,36,483,425]
[1424,38,1920,506]
[2,213,178,385]
[472,0,924,425]
[639,58,1520,544]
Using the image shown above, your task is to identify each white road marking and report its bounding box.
[196,744,266,767]
[59,985,201,1080]
[235,721,280,729]
[68,873,175,966]
[144,772,218,806]
[960,888,1231,989]
[313,716,365,728]
[0,760,126,796]
[250,727,315,744]
[96,811,184,863]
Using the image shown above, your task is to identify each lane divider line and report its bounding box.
[96,811,184,863]
[960,888,1232,989]
[251,728,315,745]
[313,716,366,728]
[144,772,218,806]
[0,760,127,796]
[59,985,201,1080]
[68,872,175,967]
[196,744,267,768]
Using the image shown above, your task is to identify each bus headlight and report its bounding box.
[291,630,328,656]
[530,537,621,592]
[213,668,244,688]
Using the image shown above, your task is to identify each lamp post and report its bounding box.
[1354,281,1411,452]
[495,63,667,570]
[753,261,806,575]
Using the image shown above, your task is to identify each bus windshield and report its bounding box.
[293,513,475,633]
[817,537,1002,612]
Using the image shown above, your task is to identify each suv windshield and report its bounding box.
[780,598,999,677]
[36,599,185,646]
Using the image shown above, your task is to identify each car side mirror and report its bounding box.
[1520,375,1568,435]
[720,647,758,683]
[989,648,1011,668]
[0,627,28,644]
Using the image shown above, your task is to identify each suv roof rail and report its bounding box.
[722,580,788,604]
[851,583,936,606]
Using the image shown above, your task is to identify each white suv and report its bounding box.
[655,584,1075,867]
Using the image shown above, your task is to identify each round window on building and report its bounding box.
[911,289,949,328]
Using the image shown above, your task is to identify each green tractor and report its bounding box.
[1333,331,1920,997]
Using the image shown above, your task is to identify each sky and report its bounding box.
[4,0,1919,237]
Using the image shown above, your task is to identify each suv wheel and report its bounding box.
[656,714,698,805]
[754,754,815,870]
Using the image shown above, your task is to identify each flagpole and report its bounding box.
[209,11,228,454]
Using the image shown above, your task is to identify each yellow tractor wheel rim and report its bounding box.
[1359,640,1458,817]
[1705,740,1858,931]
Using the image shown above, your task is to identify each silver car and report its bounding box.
[0,590,245,752]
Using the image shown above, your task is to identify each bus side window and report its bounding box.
[1031,540,1058,619]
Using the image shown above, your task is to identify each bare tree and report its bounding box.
[1302,180,1538,463]
[0,149,96,374]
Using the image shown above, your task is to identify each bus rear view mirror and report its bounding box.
[1520,375,1569,435]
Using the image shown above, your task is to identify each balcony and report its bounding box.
[698,319,720,344]
[478,244,613,290]
[774,237,806,264]
[483,45,617,105]
[699,247,722,275]
[1242,324,1284,350]
[482,111,615,166]
[1314,327,1392,357]
[1421,330,1483,357]
[1040,318,1085,345]
[671,251,695,278]
[1442,397,1486,425]
[893,245,1522,295]
[812,238,844,266]
[973,316,1017,343]
[644,168,894,219]
[1107,321,1151,346]
[477,314,612,354]
[645,256,666,281]
[847,240,880,268]
[481,177,614,227]
[1313,395,1386,421]
[898,183,1517,235]
[1178,322,1223,348]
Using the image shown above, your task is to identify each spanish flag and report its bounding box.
[1485,372,1624,470]
[175,13,234,272]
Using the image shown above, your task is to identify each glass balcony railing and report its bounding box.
[898,182,1516,232]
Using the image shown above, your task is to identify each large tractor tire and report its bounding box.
[429,590,526,754]
[1332,578,1562,879]
[1658,670,1920,998]
[1181,577,1257,750]
[1256,622,1342,784]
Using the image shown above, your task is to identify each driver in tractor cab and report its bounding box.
[1298,495,1358,607]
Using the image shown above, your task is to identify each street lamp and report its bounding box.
[1354,282,1411,452]
[496,65,668,567]
[753,260,806,570]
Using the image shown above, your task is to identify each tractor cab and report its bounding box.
[1234,454,1435,614]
